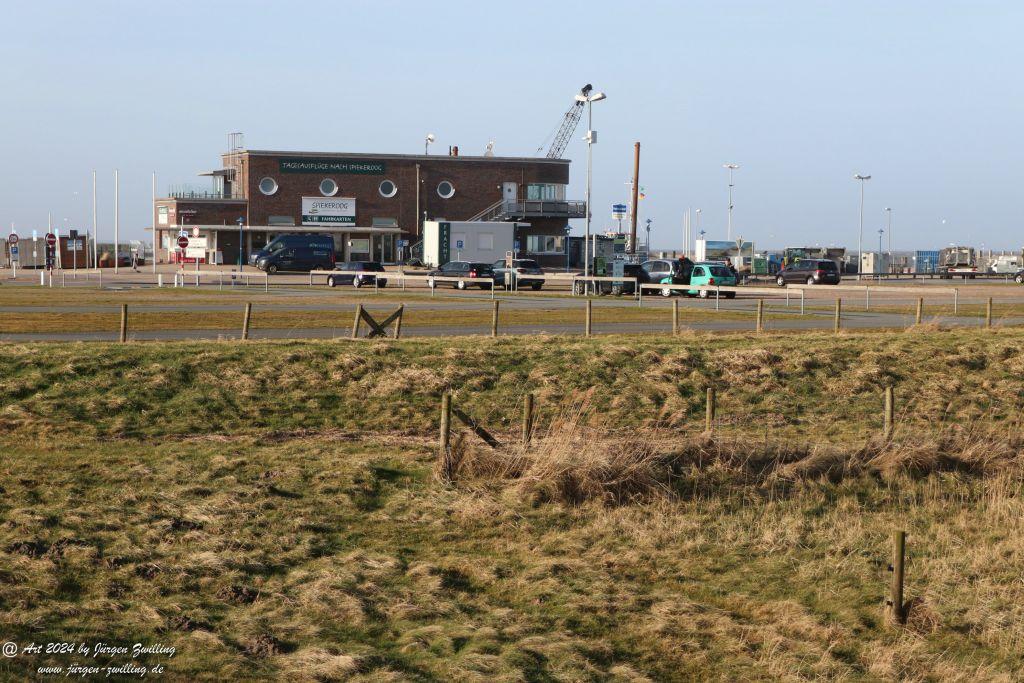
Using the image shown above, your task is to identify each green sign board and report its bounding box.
[438,222,451,265]
[279,158,386,175]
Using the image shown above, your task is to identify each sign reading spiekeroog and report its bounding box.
[301,197,356,226]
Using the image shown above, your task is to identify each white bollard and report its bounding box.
[40,270,45,286]
[157,274,163,287]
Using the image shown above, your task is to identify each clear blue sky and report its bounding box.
[2,0,1021,250]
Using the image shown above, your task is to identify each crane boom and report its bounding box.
[545,84,592,159]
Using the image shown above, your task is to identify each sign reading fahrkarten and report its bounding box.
[302,197,356,226]
[280,158,385,175]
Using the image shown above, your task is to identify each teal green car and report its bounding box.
[687,262,737,298]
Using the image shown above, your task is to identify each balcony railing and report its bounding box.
[166,184,245,200]
[471,199,587,222]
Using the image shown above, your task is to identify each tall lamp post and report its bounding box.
[723,163,739,240]
[885,207,892,263]
[878,227,884,277]
[236,217,245,269]
[580,89,607,286]
[645,218,652,258]
[853,174,871,279]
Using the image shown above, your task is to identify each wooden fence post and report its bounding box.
[672,299,679,335]
[705,386,716,433]
[756,299,764,334]
[915,297,923,325]
[585,299,592,337]
[833,298,842,333]
[884,385,894,439]
[119,304,128,343]
[889,530,907,624]
[241,302,252,340]
[492,299,499,338]
[439,392,453,482]
[522,393,535,445]
[394,304,404,339]
[351,304,363,339]
[986,297,992,329]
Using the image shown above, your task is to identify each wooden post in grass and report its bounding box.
[522,393,535,445]
[241,303,252,340]
[756,299,764,334]
[884,385,894,439]
[119,304,128,343]
[833,298,842,333]
[491,299,499,338]
[705,386,716,432]
[439,391,452,455]
[672,299,679,335]
[915,297,923,325]
[889,530,907,624]
[585,299,592,337]
[351,304,363,339]
[986,297,993,329]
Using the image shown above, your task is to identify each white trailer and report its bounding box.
[422,220,519,267]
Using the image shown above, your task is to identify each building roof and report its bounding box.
[231,149,571,165]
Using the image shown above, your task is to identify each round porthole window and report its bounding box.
[258,177,278,196]
[378,180,397,198]
[437,180,455,199]
[319,178,338,196]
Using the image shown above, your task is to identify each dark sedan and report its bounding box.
[775,259,841,286]
[326,261,387,288]
[492,258,545,290]
[426,261,496,289]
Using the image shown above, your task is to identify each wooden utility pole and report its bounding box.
[629,142,640,254]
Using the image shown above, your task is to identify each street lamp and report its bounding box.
[853,174,871,279]
[424,133,435,155]
[236,217,245,269]
[579,89,607,286]
[645,218,652,258]
[723,164,739,240]
[885,207,892,260]
[878,227,884,277]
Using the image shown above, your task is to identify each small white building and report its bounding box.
[860,252,890,274]
[422,220,522,267]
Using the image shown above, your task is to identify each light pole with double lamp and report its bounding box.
[723,164,739,240]
[885,207,892,264]
[853,174,871,279]
[580,89,607,291]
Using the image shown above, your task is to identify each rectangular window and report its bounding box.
[525,184,566,201]
[526,235,566,254]
[157,206,169,225]
[478,233,494,250]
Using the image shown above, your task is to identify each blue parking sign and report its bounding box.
[456,240,464,249]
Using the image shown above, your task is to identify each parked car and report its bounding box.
[251,234,336,273]
[594,263,647,295]
[327,261,387,288]
[641,258,695,297]
[427,261,496,289]
[491,259,546,290]
[775,259,841,286]
[687,262,738,298]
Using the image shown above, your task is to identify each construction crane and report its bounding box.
[540,84,592,159]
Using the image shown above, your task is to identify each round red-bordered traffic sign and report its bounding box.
[45,233,57,247]
[7,233,18,245]
[177,235,190,249]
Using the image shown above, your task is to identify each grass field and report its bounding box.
[1,329,1024,679]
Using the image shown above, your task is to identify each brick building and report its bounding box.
[154,147,584,267]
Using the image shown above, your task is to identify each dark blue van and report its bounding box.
[252,234,336,273]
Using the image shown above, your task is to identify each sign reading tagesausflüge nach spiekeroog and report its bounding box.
[3,640,176,678]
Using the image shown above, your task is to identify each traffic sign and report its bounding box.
[397,239,408,248]
[177,235,190,249]
[456,240,464,249]
[45,233,57,247]
[10,246,19,259]
[192,226,200,238]
[514,240,521,251]
[612,204,628,212]
[7,233,18,245]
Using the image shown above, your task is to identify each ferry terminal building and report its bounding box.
[153,147,585,267]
